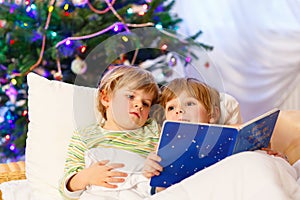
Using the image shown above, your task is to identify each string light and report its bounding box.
[185,56,191,63]
[65,39,71,46]
[9,144,15,151]
[48,6,54,13]
[5,135,10,141]
[155,23,163,30]
[50,31,57,37]
[31,4,36,9]
[15,0,22,5]
[161,44,168,51]
[142,4,148,10]
[63,3,69,11]
[80,46,87,53]
[121,36,128,42]
[26,6,31,13]
[22,110,28,117]
[11,78,17,85]
[138,11,145,16]
[127,8,133,14]
[9,39,15,45]
[113,24,120,32]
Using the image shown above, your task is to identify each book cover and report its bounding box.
[150,108,280,187]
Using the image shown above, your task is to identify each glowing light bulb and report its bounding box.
[142,4,148,10]
[185,56,191,63]
[138,11,145,16]
[80,46,87,53]
[22,110,28,117]
[127,8,133,14]
[9,144,15,151]
[26,6,31,12]
[161,44,168,50]
[121,36,128,42]
[155,23,163,30]
[48,6,54,12]
[64,3,69,11]
[5,135,10,141]
[11,78,17,85]
[50,31,57,37]
[31,4,36,9]
[113,25,120,32]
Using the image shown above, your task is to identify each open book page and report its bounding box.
[233,108,280,153]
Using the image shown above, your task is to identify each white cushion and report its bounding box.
[25,72,99,199]
[219,93,243,125]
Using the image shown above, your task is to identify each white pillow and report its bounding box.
[218,92,243,125]
[25,72,99,199]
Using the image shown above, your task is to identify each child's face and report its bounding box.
[165,92,210,123]
[104,87,153,130]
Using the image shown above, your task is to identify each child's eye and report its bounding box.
[167,106,175,111]
[186,102,196,106]
[127,94,134,100]
[143,102,150,107]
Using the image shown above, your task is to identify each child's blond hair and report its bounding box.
[97,65,160,120]
[207,86,221,123]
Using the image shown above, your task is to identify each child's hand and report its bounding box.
[67,160,128,191]
[261,148,289,162]
[143,152,163,179]
[87,160,128,188]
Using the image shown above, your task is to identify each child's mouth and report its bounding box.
[130,112,140,118]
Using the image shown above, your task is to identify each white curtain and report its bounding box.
[172,0,300,121]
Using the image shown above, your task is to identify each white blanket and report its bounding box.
[1,152,300,200]
[146,151,300,200]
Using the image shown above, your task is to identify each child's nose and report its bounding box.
[176,108,184,114]
[134,102,143,110]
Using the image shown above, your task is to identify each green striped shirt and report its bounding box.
[60,118,159,199]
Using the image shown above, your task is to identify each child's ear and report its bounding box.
[209,106,221,124]
[100,90,110,108]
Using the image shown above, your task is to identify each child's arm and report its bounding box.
[59,129,127,198]
[67,160,128,191]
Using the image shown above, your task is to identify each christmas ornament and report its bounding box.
[0,19,6,28]
[71,56,87,74]
[167,53,177,67]
[53,71,63,81]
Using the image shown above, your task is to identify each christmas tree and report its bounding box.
[0,0,211,163]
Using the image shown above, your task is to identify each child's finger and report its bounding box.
[101,182,118,189]
[143,171,159,179]
[106,162,125,170]
[109,170,128,178]
[147,152,162,162]
[105,177,126,183]
[98,160,110,165]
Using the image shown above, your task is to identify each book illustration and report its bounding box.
[233,108,280,153]
[150,108,280,187]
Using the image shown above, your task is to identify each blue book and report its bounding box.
[150,108,280,187]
